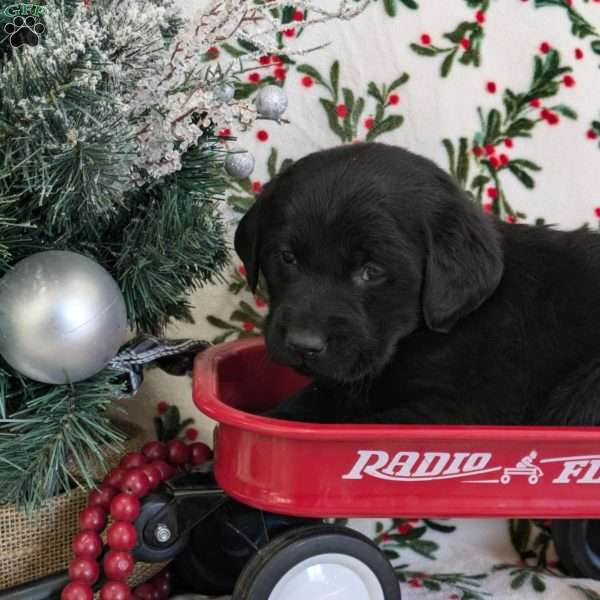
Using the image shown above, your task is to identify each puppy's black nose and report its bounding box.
[286,329,326,356]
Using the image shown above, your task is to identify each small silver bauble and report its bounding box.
[255,84,288,120]
[224,150,255,179]
[0,251,128,384]
[213,83,235,104]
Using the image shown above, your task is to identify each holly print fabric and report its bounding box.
[148,1,600,598]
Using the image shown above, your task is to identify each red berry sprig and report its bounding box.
[61,440,212,600]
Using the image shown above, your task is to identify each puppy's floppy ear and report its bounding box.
[234,202,261,293]
[422,192,503,333]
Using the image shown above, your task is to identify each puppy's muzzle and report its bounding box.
[285,328,327,357]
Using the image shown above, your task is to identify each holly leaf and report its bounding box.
[281,5,295,24]
[410,43,437,56]
[408,539,438,559]
[297,64,326,88]
[457,136,470,185]
[423,519,456,534]
[510,159,541,171]
[442,138,456,174]
[330,61,340,97]
[506,118,535,138]
[511,571,530,590]
[592,40,600,55]
[485,109,501,142]
[320,98,346,140]
[509,164,535,189]
[267,147,278,178]
[441,49,457,78]
[423,580,442,591]
[383,0,397,16]
[383,549,400,559]
[531,574,546,592]
[367,81,385,104]
[351,96,365,132]
[389,73,410,90]
[365,115,404,142]
[552,104,577,119]
[237,38,260,53]
[470,174,491,189]
[206,315,235,329]
[399,0,418,7]
[444,21,475,44]
[220,43,246,58]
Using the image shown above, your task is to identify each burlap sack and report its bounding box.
[0,418,166,592]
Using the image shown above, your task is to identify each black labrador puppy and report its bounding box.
[234,142,600,426]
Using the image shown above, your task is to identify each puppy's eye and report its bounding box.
[281,251,297,265]
[360,263,385,283]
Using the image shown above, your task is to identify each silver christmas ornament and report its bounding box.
[224,150,255,179]
[255,85,288,120]
[213,83,235,103]
[0,251,128,384]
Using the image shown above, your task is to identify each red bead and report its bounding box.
[489,156,500,168]
[336,104,348,118]
[79,505,107,532]
[486,81,496,94]
[248,72,261,83]
[184,427,198,441]
[103,468,127,489]
[89,484,117,510]
[529,98,541,108]
[251,181,263,194]
[121,469,151,497]
[587,129,598,140]
[499,153,509,165]
[206,46,219,59]
[104,550,135,581]
[472,146,484,158]
[242,321,254,331]
[133,583,155,600]
[539,41,551,54]
[364,117,375,130]
[563,74,575,87]
[61,582,94,600]
[107,521,138,551]
[486,187,498,199]
[151,460,176,481]
[475,10,485,23]
[256,130,269,141]
[460,38,470,50]
[141,463,162,490]
[120,452,147,469]
[166,439,191,466]
[258,55,270,65]
[110,492,141,522]
[485,144,495,156]
[301,76,313,87]
[142,442,167,461]
[190,442,212,465]
[72,531,102,559]
[283,27,295,38]
[388,94,400,106]
[420,33,431,45]
[274,67,286,81]
[575,48,584,60]
[293,9,304,21]
[255,297,267,308]
[68,557,100,585]
[100,581,130,600]
[547,112,560,125]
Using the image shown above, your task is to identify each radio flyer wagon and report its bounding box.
[5,337,600,600]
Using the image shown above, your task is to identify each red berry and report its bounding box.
[472,146,484,158]
[107,521,138,551]
[89,484,117,510]
[157,401,168,414]
[218,127,231,137]
[273,55,283,64]
[151,460,176,481]
[595,207,600,218]
[489,155,500,168]
[258,55,270,65]
[575,48,584,59]
[504,138,513,148]
[120,452,146,470]
[68,557,100,585]
[283,27,295,37]
[486,81,496,94]
[563,74,575,87]
[79,506,107,532]
[475,9,485,23]
[142,442,167,462]
[111,492,141,521]
[206,46,219,59]
[238,265,246,276]
[301,75,313,87]
[486,187,498,199]
[398,523,413,534]
[103,468,127,489]
[141,463,162,490]
[485,144,495,156]
[61,582,94,600]
[104,550,135,581]
[133,583,155,600]
[499,153,510,165]
[587,129,598,140]
[388,94,400,105]
[507,214,517,223]
[293,9,304,21]
[483,202,493,213]
[255,297,267,308]
[274,67,286,81]
[540,41,551,54]
[121,469,150,497]
[100,581,130,600]
[251,181,263,193]
[167,439,191,466]
[257,130,269,141]
[184,427,199,441]
[460,38,471,50]
[190,442,212,465]
[529,98,541,108]
[364,117,375,130]
[242,321,255,331]
[248,72,261,83]
[72,531,103,559]
[420,33,431,45]
[547,112,560,125]
[336,104,348,118]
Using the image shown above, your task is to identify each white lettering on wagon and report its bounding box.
[342,450,497,482]
[540,455,600,484]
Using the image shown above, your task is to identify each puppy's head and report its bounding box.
[235,143,503,382]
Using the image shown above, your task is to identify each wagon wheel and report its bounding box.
[232,524,401,600]
[552,519,600,579]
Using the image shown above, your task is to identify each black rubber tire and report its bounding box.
[552,519,600,579]
[232,524,401,600]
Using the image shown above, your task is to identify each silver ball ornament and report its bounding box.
[213,83,235,104]
[255,85,288,120]
[224,150,255,179]
[0,251,128,384]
